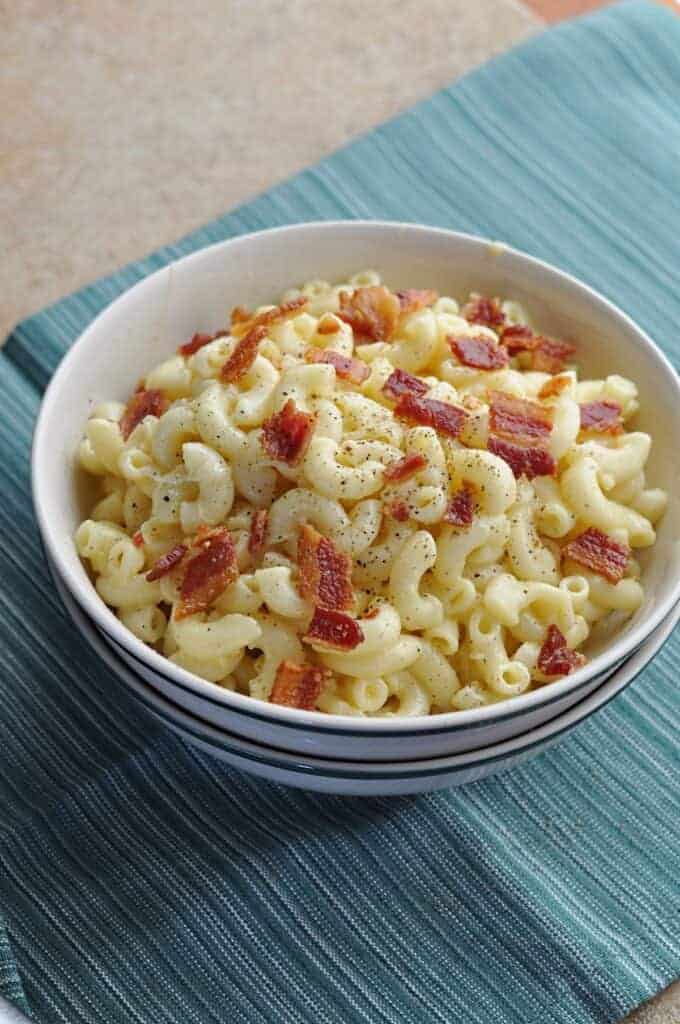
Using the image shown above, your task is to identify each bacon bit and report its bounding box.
[384,453,428,482]
[269,660,330,710]
[501,323,538,353]
[132,530,144,547]
[338,286,401,342]
[579,401,623,435]
[220,324,267,382]
[230,297,308,338]
[539,374,572,399]
[386,500,410,521]
[395,288,439,315]
[298,524,354,611]
[120,388,167,441]
[262,399,315,465]
[176,527,239,619]
[317,316,340,335]
[462,295,505,330]
[488,436,557,479]
[248,510,268,560]
[531,337,576,374]
[489,390,553,445]
[562,527,630,584]
[443,482,476,527]
[304,607,364,650]
[230,305,251,326]
[145,544,188,582]
[178,329,229,357]
[305,347,370,384]
[382,368,429,401]
[538,625,586,677]
[449,334,509,370]
[394,394,467,439]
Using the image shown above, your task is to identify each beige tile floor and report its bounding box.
[1,2,678,1021]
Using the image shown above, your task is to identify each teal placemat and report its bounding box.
[2,3,679,1022]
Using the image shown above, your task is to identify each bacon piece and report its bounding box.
[132,530,144,547]
[176,527,239,619]
[178,329,228,357]
[297,524,354,611]
[489,390,553,445]
[305,347,370,384]
[119,388,167,441]
[501,323,538,354]
[443,482,476,527]
[562,527,630,584]
[248,510,268,560]
[538,625,586,677]
[261,399,315,465]
[394,394,467,439]
[462,295,505,329]
[304,607,364,650]
[488,436,557,479]
[539,374,572,399]
[449,334,509,370]
[386,500,410,521]
[338,286,401,342]
[395,288,438,315]
[382,368,429,401]
[531,337,576,374]
[220,324,267,382]
[384,453,427,482]
[146,543,188,582]
[230,297,308,338]
[269,660,330,710]
[579,401,623,435]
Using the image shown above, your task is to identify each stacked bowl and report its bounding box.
[32,223,680,795]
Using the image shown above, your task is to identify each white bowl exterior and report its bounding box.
[33,222,680,754]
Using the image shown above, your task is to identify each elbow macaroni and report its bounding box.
[75,272,666,715]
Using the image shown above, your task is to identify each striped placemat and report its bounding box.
[1,3,679,1022]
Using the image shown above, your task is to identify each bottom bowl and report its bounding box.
[52,562,679,796]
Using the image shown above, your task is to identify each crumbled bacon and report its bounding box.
[386,500,410,521]
[337,286,401,342]
[220,324,268,382]
[489,390,553,444]
[501,323,537,353]
[449,334,509,370]
[145,543,188,582]
[262,399,315,465]
[304,607,364,650]
[382,368,429,401]
[305,347,370,384]
[538,625,586,677]
[488,436,557,479]
[394,394,467,438]
[176,527,239,619]
[395,288,439,315]
[132,530,144,547]
[384,453,427,482]
[230,297,308,338]
[178,329,228,357]
[562,527,630,584]
[539,374,572,399]
[248,510,268,560]
[462,295,505,329]
[443,482,476,527]
[530,337,576,374]
[269,660,330,710]
[297,524,354,611]
[579,401,623,435]
[119,388,167,441]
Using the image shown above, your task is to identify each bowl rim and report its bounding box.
[51,552,680,778]
[32,219,680,734]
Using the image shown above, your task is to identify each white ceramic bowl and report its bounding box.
[51,554,679,796]
[33,221,680,761]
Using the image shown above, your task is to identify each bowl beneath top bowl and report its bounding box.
[32,221,680,761]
